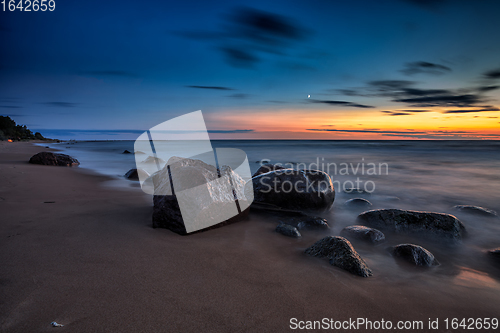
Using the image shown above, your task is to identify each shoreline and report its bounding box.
[1,142,500,332]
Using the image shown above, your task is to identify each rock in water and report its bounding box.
[124,168,139,180]
[391,244,439,266]
[358,209,466,242]
[122,150,132,154]
[296,216,329,230]
[252,163,286,177]
[29,152,79,167]
[152,157,251,235]
[345,198,372,208]
[488,248,500,258]
[453,205,497,217]
[305,236,372,277]
[252,168,335,211]
[340,225,385,244]
[275,223,301,238]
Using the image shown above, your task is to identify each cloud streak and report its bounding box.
[401,61,451,76]
[308,99,374,109]
[42,102,79,108]
[186,85,235,90]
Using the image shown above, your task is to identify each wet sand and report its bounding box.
[1,142,499,332]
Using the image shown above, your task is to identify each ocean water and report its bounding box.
[40,140,500,288]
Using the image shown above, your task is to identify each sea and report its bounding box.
[38,140,500,288]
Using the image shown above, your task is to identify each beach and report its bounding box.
[1,141,500,332]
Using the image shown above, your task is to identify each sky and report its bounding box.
[1,0,500,140]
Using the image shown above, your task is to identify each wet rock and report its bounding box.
[122,150,132,154]
[252,168,335,211]
[453,205,497,217]
[124,168,139,180]
[345,198,372,208]
[488,248,500,258]
[28,152,79,167]
[296,216,329,230]
[305,236,372,277]
[343,188,372,195]
[252,163,286,177]
[340,225,385,244]
[275,223,301,238]
[391,244,439,266]
[358,209,466,241]
[152,157,250,235]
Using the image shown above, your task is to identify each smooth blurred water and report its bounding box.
[40,140,500,288]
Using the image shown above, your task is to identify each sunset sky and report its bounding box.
[1,0,500,140]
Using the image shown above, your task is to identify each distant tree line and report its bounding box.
[0,116,45,141]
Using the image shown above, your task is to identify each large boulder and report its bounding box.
[252,168,335,211]
[340,225,385,244]
[275,223,301,238]
[29,152,79,167]
[152,157,251,235]
[391,244,439,266]
[305,236,372,277]
[453,205,497,217]
[252,163,286,177]
[358,209,466,242]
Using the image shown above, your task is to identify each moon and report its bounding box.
[308,95,310,98]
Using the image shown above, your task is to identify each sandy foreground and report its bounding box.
[1,142,499,332]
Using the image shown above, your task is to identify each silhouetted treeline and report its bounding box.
[0,116,45,141]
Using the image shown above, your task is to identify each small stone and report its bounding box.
[340,225,385,244]
[391,244,439,266]
[453,205,497,217]
[345,198,372,208]
[488,248,500,258]
[296,216,329,230]
[275,223,301,238]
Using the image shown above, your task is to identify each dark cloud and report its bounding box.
[307,128,426,134]
[178,7,309,68]
[483,68,500,80]
[400,109,430,112]
[308,128,500,139]
[0,105,22,108]
[443,106,500,114]
[381,111,412,116]
[395,94,482,107]
[42,102,79,108]
[79,70,139,78]
[350,80,488,108]
[401,61,451,76]
[207,129,254,133]
[220,47,259,68]
[231,7,305,42]
[308,99,374,109]
[186,85,235,91]
[476,86,499,92]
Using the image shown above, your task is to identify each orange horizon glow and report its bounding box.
[206,107,500,140]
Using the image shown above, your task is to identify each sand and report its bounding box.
[1,142,499,332]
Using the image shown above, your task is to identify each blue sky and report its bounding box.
[1,0,500,139]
